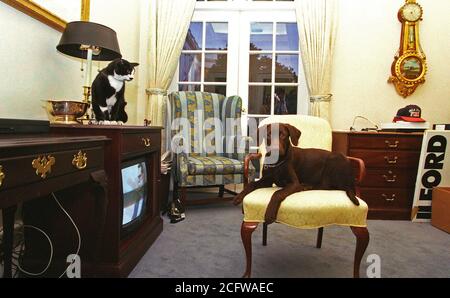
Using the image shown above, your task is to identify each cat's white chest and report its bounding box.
[108,75,124,92]
[106,95,117,107]
[99,95,117,114]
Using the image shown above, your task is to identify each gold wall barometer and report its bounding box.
[388,0,427,98]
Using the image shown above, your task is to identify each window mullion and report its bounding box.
[201,21,206,92]
[271,21,276,116]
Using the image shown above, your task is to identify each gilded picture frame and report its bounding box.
[0,0,90,32]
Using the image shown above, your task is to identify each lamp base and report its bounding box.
[79,86,93,122]
[82,86,91,104]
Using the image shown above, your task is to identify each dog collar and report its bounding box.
[263,158,287,169]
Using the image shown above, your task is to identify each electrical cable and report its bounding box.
[350,115,379,131]
[1,192,82,278]
[15,225,53,276]
[51,193,81,278]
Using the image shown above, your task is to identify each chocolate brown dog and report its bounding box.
[233,123,359,224]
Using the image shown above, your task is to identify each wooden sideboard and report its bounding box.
[50,124,163,277]
[333,131,423,220]
[0,136,109,278]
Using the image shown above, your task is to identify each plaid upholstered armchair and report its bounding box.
[168,91,254,207]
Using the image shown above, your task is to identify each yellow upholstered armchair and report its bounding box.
[239,115,370,278]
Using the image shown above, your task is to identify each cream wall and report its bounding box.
[90,0,141,124]
[0,0,141,123]
[2,0,449,127]
[331,0,450,130]
[0,1,82,120]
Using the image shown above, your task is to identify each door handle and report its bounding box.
[382,171,397,183]
[384,156,398,164]
[382,194,396,201]
[72,150,88,170]
[385,140,399,148]
[32,155,55,179]
[0,165,5,187]
[142,138,151,147]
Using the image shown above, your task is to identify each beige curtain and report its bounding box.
[146,0,196,126]
[295,0,338,121]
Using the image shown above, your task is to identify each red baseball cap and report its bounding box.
[393,105,426,122]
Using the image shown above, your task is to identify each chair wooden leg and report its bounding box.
[350,226,369,278]
[241,221,259,278]
[179,187,187,208]
[316,227,324,249]
[172,185,178,204]
[262,222,268,246]
[218,185,225,198]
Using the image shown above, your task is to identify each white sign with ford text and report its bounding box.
[412,130,450,222]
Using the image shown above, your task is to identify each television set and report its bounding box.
[120,159,149,237]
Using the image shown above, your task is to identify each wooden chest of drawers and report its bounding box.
[333,131,423,220]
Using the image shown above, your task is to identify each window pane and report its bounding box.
[274,86,297,115]
[249,54,272,83]
[179,53,201,82]
[275,54,298,83]
[179,84,201,92]
[183,22,202,50]
[250,22,273,51]
[205,53,227,82]
[248,86,271,115]
[206,22,228,50]
[204,85,226,96]
[276,23,299,51]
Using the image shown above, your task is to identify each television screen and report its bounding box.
[121,161,148,226]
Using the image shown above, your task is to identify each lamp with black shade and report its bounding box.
[54,21,121,122]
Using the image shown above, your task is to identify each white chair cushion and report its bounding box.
[243,188,368,229]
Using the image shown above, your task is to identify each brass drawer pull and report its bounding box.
[385,140,399,148]
[382,194,396,201]
[0,165,5,187]
[382,171,397,183]
[32,155,55,179]
[384,156,398,164]
[142,138,151,147]
[72,150,88,170]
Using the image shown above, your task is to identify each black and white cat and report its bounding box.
[91,58,139,124]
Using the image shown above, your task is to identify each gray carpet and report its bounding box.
[130,197,450,278]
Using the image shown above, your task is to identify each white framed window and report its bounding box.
[178,11,239,97]
[179,21,229,95]
[175,0,308,134]
[238,11,308,133]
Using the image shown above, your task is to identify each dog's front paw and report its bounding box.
[264,205,278,224]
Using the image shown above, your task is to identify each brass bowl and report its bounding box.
[45,100,88,124]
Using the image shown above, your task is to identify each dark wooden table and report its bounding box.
[0,135,109,278]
